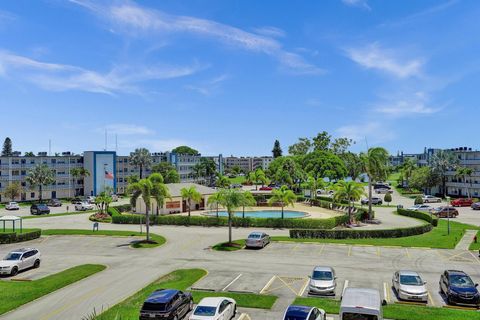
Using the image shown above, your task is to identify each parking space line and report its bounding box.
[348,246,352,256]
[428,291,435,306]
[445,251,475,263]
[259,276,276,294]
[376,247,381,257]
[383,282,391,303]
[404,248,410,258]
[342,280,349,297]
[468,250,480,265]
[238,313,251,320]
[292,244,300,251]
[318,244,325,255]
[277,276,302,295]
[222,274,242,292]
[299,278,309,296]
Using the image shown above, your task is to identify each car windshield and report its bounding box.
[342,313,378,320]
[312,270,333,280]
[450,275,475,287]
[193,306,216,316]
[400,275,423,286]
[248,234,261,239]
[4,252,22,260]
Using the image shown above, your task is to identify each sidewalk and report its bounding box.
[455,230,477,250]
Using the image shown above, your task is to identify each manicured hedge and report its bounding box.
[110,204,131,213]
[107,207,122,217]
[397,208,438,226]
[0,229,42,244]
[289,223,433,239]
[112,214,349,229]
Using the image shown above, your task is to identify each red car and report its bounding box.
[259,186,273,191]
[450,198,474,207]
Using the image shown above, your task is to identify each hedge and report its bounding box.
[0,229,42,244]
[110,204,131,213]
[112,214,349,229]
[289,223,433,239]
[397,208,438,227]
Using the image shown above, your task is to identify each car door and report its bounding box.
[18,252,29,270]
[177,292,189,317]
[218,300,231,320]
[24,251,35,268]
[440,272,448,293]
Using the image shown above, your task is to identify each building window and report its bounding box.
[31,192,35,198]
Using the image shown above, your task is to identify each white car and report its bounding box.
[0,248,41,276]
[408,204,432,212]
[422,195,441,203]
[75,202,95,211]
[5,202,20,210]
[189,297,236,320]
[376,188,393,194]
[86,196,96,204]
[392,270,428,302]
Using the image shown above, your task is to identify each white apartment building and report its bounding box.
[444,147,480,198]
[224,156,273,172]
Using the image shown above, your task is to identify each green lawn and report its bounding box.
[294,297,480,320]
[0,228,40,234]
[212,239,245,251]
[0,264,105,315]
[469,231,480,250]
[95,269,277,320]
[387,172,401,183]
[228,176,247,185]
[42,229,166,248]
[272,220,478,249]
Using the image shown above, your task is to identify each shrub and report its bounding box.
[384,193,392,205]
[397,208,438,226]
[111,204,131,213]
[414,196,424,205]
[0,229,41,244]
[89,212,112,223]
[107,207,121,217]
[289,223,432,239]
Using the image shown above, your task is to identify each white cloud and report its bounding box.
[71,0,323,75]
[185,74,229,96]
[252,26,285,38]
[373,91,440,116]
[336,122,395,144]
[341,0,371,11]
[103,124,154,135]
[345,43,423,78]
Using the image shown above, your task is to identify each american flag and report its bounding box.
[105,170,114,180]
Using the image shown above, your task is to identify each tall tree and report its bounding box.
[24,151,35,157]
[70,167,90,197]
[172,146,199,155]
[215,188,245,244]
[400,158,417,188]
[129,148,152,179]
[339,152,363,181]
[333,180,365,223]
[248,168,267,190]
[95,191,112,214]
[456,167,474,198]
[207,192,223,218]
[164,169,180,183]
[2,137,12,156]
[268,186,297,219]
[216,175,231,188]
[430,150,459,197]
[303,176,326,203]
[302,150,347,181]
[3,182,22,202]
[312,131,331,151]
[151,162,176,177]
[128,173,170,242]
[180,186,202,217]
[26,164,55,202]
[240,191,256,218]
[360,147,389,220]
[200,158,217,186]
[288,137,312,156]
[272,140,283,158]
[409,167,441,194]
[331,137,354,154]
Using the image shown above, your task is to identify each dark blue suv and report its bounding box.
[139,289,193,320]
[283,305,326,320]
[440,270,480,306]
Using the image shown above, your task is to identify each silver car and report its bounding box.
[245,232,270,248]
[309,266,336,295]
[392,270,428,302]
[408,204,432,212]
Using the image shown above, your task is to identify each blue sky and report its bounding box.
[1,0,479,156]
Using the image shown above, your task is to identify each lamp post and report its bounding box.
[103,163,108,194]
[446,196,451,235]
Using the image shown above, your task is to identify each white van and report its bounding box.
[340,288,384,320]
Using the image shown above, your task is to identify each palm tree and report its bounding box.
[180,186,202,217]
[26,164,55,202]
[129,148,152,179]
[431,150,459,197]
[192,163,204,183]
[216,175,231,189]
[400,158,416,188]
[333,180,365,223]
[216,188,245,244]
[3,182,22,202]
[240,191,256,218]
[95,191,112,214]
[70,167,90,197]
[207,192,223,218]
[249,169,267,190]
[360,147,389,220]
[268,185,297,219]
[128,173,170,242]
[303,176,326,204]
[456,167,474,198]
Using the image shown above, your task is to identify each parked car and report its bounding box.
[75,202,95,211]
[374,183,391,190]
[408,204,432,212]
[376,188,393,194]
[5,202,20,210]
[111,194,119,202]
[245,232,270,249]
[30,203,50,215]
[259,186,273,191]
[451,198,474,207]
[47,198,62,207]
[86,196,96,204]
[392,270,428,302]
[0,248,41,276]
[422,195,442,203]
[283,305,326,320]
[440,270,480,306]
[340,288,384,320]
[189,297,236,320]
[70,197,82,204]
[308,266,336,296]
[472,202,480,210]
[430,206,459,218]
[361,197,383,205]
[139,289,193,320]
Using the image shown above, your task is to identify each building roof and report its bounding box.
[341,288,381,311]
[0,216,22,221]
[166,183,216,197]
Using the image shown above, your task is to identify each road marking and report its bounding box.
[428,291,435,306]
[260,276,276,294]
[376,247,381,257]
[383,282,390,303]
[468,250,480,265]
[276,276,302,295]
[405,248,411,258]
[318,244,325,255]
[222,274,242,292]
[348,246,352,256]
[238,313,251,320]
[445,251,475,263]
[299,278,310,296]
[292,243,300,251]
[342,280,349,297]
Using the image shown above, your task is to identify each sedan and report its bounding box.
[0,248,41,276]
[30,203,50,215]
[308,266,336,296]
[392,270,428,302]
[451,198,474,207]
[430,207,459,218]
[47,198,62,207]
[376,188,393,194]
[361,197,383,205]
[75,202,95,211]
[283,305,326,320]
[189,297,236,320]
[440,270,480,306]
[245,232,270,249]
[408,204,432,212]
[5,202,20,210]
[472,203,480,210]
[422,195,442,203]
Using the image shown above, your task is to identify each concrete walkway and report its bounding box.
[456,229,478,250]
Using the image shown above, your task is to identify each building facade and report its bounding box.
[444,147,480,198]
[223,156,273,172]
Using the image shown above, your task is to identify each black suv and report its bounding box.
[47,199,62,207]
[30,203,50,215]
[139,289,193,320]
[440,270,480,306]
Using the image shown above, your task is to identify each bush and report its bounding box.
[89,212,112,223]
[107,207,121,217]
[110,204,131,213]
[397,208,438,226]
[0,229,41,244]
[289,223,432,239]
[384,193,392,204]
[414,196,424,205]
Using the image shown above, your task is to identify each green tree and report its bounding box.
[215,188,245,244]
[129,148,152,179]
[127,175,140,184]
[180,186,202,217]
[288,137,312,156]
[303,176,326,203]
[24,151,35,157]
[400,158,417,188]
[207,192,223,218]
[200,158,218,186]
[312,131,331,151]
[164,169,180,183]
[331,137,354,154]
[95,191,112,214]
[384,192,392,206]
[339,152,363,181]
[26,164,55,202]
[151,162,176,177]
[456,167,474,198]
[268,186,297,219]
[70,167,90,197]
[333,180,365,223]
[3,182,22,202]
[172,146,199,155]
[431,150,459,197]
[240,191,256,218]
[216,175,231,188]
[248,168,267,190]
[231,165,242,175]
[272,140,283,158]
[1,137,12,156]
[301,150,347,181]
[414,195,424,205]
[128,173,170,242]
[360,147,389,220]
[409,167,440,194]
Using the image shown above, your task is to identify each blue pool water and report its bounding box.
[205,210,307,219]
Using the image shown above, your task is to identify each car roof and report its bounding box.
[249,232,263,236]
[313,266,333,272]
[398,270,420,277]
[145,289,179,303]
[285,305,312,317]
[11,248,35,253]
[197,297,227,307]
[341,288,381,310]
[446,270,468,276]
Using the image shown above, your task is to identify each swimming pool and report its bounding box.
[204,210,308,219]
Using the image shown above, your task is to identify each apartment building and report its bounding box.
[223,156,274,172]
[444,147,480,198]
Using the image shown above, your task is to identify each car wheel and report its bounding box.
[34,259,40,268]
[173,315,178,320]
[10,267,18,276]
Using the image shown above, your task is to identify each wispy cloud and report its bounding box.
[341,0,371,11]
[71,0,323,75]
[102,124,154,135]
[374,91,441,117]
[252,26,285,38]
[0,50,204,95]
[185,74,229,96]
[337,121,395,144]
[345,43,423,78]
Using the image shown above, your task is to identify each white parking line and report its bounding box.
[383,282,391,303]
[299,278,310,296]
[222,274,243,291]
[342,280,349,297]
[260,276,276,294]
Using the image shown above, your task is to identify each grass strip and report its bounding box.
[211,239,245,251]
[294,297,480,320]
[42,229,166,248]
[469,231,480,250]
[0,264,105,315]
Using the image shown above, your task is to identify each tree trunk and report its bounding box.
[140,165,143,179]
[188,199,191,217]
[255,180,258,191]
[242,206,245,219]
[442,175,447,198]
[145,206,150,242]
[349,200,353,224]
[368,178,373,220]
[281,205,284,219]
[216,204,219,218]
[39,185,43,202]
[228,211,232,244]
